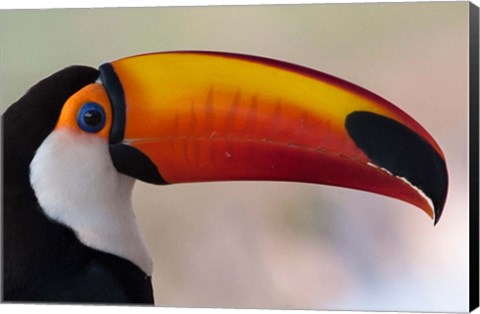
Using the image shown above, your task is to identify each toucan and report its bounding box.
[3,51,448,305]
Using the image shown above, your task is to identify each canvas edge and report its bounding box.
[469,1,480,312]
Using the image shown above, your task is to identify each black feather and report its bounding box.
[2,66,154,304]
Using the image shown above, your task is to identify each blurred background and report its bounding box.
[1,2,470,312]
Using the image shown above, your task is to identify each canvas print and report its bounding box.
[1,2,478,312]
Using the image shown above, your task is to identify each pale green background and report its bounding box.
[1,2,471,311]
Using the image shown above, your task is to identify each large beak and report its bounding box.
[99,51,448,224]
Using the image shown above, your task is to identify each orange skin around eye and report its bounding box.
[56,83,113,140]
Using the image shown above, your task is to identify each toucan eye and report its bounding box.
[77,102,106,133]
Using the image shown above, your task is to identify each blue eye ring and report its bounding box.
[77,102,106,133]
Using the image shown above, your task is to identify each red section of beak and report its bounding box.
[131,130,434,220]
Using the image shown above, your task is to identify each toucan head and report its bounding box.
[6,51,448,274]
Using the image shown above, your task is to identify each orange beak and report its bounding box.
[100,51,448,224]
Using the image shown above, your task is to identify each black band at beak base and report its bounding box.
[99,63,126,144]
[109,144,167,184]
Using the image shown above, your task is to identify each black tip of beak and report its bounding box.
[345,111,448,224]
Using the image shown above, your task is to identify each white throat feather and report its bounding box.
[30,129,153,275]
